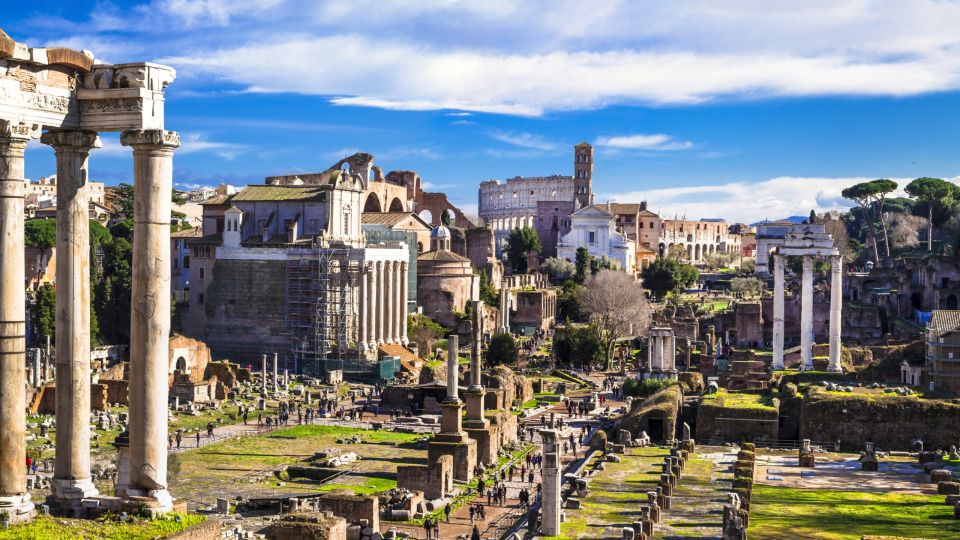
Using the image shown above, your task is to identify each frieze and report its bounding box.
[78,97,143,114]
[120,129,180,149]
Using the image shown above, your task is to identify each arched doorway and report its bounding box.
[175,357,187,371]
[388,198,404,212]
[363,193,381,212]
[694,244,701,260]
[911,292,924,311]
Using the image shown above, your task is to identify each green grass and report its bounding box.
[316,476,397,495]
[749,485,960,540]
[0,513,204,540]
[701,388,777,411]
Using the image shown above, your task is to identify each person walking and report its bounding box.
[469,505,475,525]
[471,524,481,540]
[423,517,432,540]
[175,430,182,449]
[433,519,439,539]
[444,503,452,523]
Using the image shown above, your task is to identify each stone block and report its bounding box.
[945,494,960,506]
[939,481,960,495]
[565,497,581,509]
[931,469,953,484]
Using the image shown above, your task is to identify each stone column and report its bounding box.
[121,129,179,512]
[383,261,397,343]
[469,301,483,390]
[273,352,279,392]
[828,255,843,372]
[772,253,785,370]
[358,267,367,348]
[540,429,561,536]
[367,265,377,349]
[446,334,459,403]
[394,261,403,344]
[0,122,34,519]
[375,262,384,344]
[43,130,102,502]
[400,262,409,345]
[260,354,268,394]
[800,256,814,371]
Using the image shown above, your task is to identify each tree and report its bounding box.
[842,179,897,261]
[574,247,591,283]
[408,314,447,359]
[666,244,688,262]
[553,325,601,369]
[808,209,818,225]
[592,256,618,273]
[33,283,56,344]
[730,276,764,297]
[486,332,517,366]
[905,177,958,252]
[539,257,575,283]
[24,218,56,286]
[108,183,135,220]
[641,258,699,300]
[884,213,926,252]
[506,227,541,274]
[822,213,855,262]
[94,236,132,344]
[557,280,583,321]
[478,269,499,306]
[580,270,651,371]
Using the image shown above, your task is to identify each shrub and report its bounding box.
[622,378,674,398]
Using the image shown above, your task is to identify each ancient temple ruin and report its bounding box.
[0,28,178,519]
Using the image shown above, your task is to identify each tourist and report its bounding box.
[444,503,451,522]
[487,487,492,505]
[25,456,32,476]
[195,431,200,447]
[528,470,534,483]
[471,524,481,540]
[433,519,439,539]
[175,431,182,449]
[423,517,433,540]
[469,505,475,524]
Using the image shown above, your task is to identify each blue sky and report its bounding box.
[8,0,960,222]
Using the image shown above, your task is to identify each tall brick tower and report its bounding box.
[574,142,594,208]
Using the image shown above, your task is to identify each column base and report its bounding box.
[826,364,843,373]
[0,494,35,523]
[117,488,174,516]
[51,478,100,500]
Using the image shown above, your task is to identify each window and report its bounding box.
[173,259,179,269]
[343,212,351,235]
[198,293,205,305]
[588,231,596,244]
[199,267,205,279]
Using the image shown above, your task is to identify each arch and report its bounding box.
[946,295,958,310]
[442,208,456,225]
[709,245,715,255]
[175,357,187,371]
[388,197,404,212]
[658,243,666,257]
[911,292,924,311]
[363,192,382,213]
[694,244,701,261]
[417,242,424,254]
[418,209,433,224]
[686,244,693,260]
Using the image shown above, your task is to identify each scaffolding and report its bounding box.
[285,244,364,379]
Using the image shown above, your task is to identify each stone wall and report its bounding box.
[397,454,452,499]
[262,512,347,540]
[695,392,779,444]
[313,493,379,533]
[619,384,683,442]
[166,519,221,540]
[799,388,960,450]
[31,384,109,414]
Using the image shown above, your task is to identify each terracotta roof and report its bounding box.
[171,227,203,238]
[362,212,430,229]
[418,250,471,263]
[636,245,657,254]
[379,343,423,373]
[609,203,640,214]
[201,194,231,205]
[229,185,328,202]
[931,310,960,333]
[638,209,660,218]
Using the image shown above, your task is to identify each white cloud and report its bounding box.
[596,134,693,151]
[487,131,557,151]
[599,176,955,224]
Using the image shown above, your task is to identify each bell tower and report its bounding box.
[574,142,593,207]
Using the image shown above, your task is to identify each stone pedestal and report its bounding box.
[540,429,561,536]
[120,129,179,514]
[463,388,497,465]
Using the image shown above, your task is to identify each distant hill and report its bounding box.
[750,216,807,227]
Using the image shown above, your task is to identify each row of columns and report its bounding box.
[0,125,179,516]
[359,260,408,349]
[771,254,842,372]
[647,328,677,372]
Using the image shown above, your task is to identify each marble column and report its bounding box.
[367,266,377,350]
[121,129,179,512]
[385,262,395,343]
[828,255,843,372]
[375,262,384,344]
[260,354,268,394]
[272,352,279,392]
[800,256,814,371]
[772,253,785,370]
[43,130,102,501]
[540,429,561,536]
[0,122,34,519]
[400,262,409,345]
[469,301,483,390]
[393,261,403,344]
[446,334,459,403]
[358,266,368,348]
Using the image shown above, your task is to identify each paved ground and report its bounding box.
[754,453,936,494]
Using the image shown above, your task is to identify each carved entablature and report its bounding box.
[0,28,174,134]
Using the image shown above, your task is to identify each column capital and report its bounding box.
[121,129,181,150]
[0,120,41,142]
[40,130,102,152]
